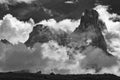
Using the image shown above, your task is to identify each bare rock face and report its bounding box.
[25,24,53,47]
[74,9,106,32]
[1,39,10,44]
[71,9,111,55]
[25,24,70,47]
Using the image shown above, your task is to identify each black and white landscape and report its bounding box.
[0,0,120,80]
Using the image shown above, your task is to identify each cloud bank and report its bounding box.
[0,42,48,73]
[0,39,118,75]
[37,19,80,33]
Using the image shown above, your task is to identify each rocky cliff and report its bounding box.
[25,24,70,47]
[71,9,112,55]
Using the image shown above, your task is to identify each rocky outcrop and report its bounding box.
[25,24,70,47]
[1,39,11,44]
[71,9,111,55]
[25,24,53,47]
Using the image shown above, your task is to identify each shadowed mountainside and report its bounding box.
[25,24,70,47]
[71,9,111,55]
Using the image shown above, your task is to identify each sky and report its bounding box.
[0,0,120,76]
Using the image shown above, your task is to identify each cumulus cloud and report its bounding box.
[0,42,48,73]
[94,5,120,32]
[99,63,120,76]
[0,14,34,44]
[40,40,118,74]
[0,0,9,4]
[37,19,80,33]
[0,0,36,4]
[81,46,117,72]
[41,40,69,61]
[15,0,35,3]
[0,40,86,74]
[0,39,118,75]
[41,40,88,74]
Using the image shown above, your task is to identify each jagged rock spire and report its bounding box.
[25,24,70,47]
[73,9,111,56]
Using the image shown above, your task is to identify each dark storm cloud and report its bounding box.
[0,0,96,22]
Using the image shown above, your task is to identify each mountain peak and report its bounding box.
[74,9,100,32]
[72,9,111,56]
[25,24,70,47]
